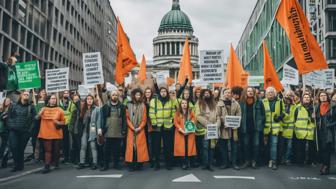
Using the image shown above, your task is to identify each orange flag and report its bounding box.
[226,44,249,88]
[115,18,138,85]
[178,38,193,84]
[276,0,328,74]
[138,55,147,84]
[166,77,175,87]
[263,41,283,91]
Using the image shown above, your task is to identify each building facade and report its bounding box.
[0,0,117,89]
[150,0,199,80]
[236,0,335,78]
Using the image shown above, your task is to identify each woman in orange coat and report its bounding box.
[37,94,65,174]
[125,88,149,171]
[174,99,197,170]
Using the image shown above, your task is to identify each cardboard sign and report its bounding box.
[282,64,299,85]
[45,68,69,93]
[83,52,104,86]
[41,107,60,120]
[248,76,264,87]
[225,116,241,128]
[192,79,210,89]
[200,50,225,83]
[15,60,41,89]
[206,124,218,140]
[78,85,91,99]
[0,92,5,104]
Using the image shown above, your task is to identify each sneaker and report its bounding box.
[77,163,85,169]
[268,160,273,168]
[240,161,250,169]
[251,161,257,169]
[42,166,50,174]
[233,165,240,170]
[220,164,229,169]
[100,165,108,171]
[271,161,278,170]
[91,164,98,170]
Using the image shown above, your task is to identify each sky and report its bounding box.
[109,0,258,62]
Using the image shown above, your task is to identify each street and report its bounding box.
[1,163,335,189]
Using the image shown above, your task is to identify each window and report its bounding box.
[327,11,336,32]
[327,38,336,59]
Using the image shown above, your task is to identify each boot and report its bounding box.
[42,165,50,174]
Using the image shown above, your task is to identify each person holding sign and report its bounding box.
[37,94,65,174]
[195,89,220,171]
[173,99,197,170]
[125,88,149,171]
[240,87,265,169]
[217,88,242,170]
[315,91,336,175]
[262,87,285,170]
[0,53,20,102]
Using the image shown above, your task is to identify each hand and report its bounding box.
[263,136,268,145]
[53,120,61,125]
[135,127,141,133]
[311,112,316,119]
[98,129,103,136]
[39,108,45,116]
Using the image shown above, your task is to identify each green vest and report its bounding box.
[281,104,296,139]
[194,103,206,136]
[294,105,315,140]
[149,98,176,129]
[262,98,282,136]
[60,100,76,125]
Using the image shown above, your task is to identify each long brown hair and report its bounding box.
[80,95,96,118]
[240,87,257,103]
[131,88,144,103]
[198,89,216,111]
[177,99,191,119]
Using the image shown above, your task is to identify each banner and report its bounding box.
[15,60,41,89]
[41,107,61,120]
[276,0,328,74]
[83,52,104,86]
[225,116,241,128]
[282,64,299,85]
[206,124,218,140]
[248,76,264,87]
[200,50,225,83]
[45,68,69,93]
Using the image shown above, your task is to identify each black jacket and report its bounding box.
[7,102,36,133]
[100,101,126,136]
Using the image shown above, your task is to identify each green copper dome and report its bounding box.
[158,0,194,33]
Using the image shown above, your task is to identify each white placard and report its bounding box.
[248,76,264,87]
[124,75,132,86]
[324,69,335,89]
[0,92,5,104]
[282,64,299,85]
[200,50,225,83]
[303,71,325,89]
[206,124,218,140]
[45,68,69,93]
[192,79,209,89]
[224,116,241,128]
[156,70,170,86]
[78,85,91,99]
[83,52,104,86]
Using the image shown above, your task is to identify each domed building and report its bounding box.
[150,0,199,80]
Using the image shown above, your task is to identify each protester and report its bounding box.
[174,99,197,170]
[143,87,154,167]
[100,90,126,171]
[315,91,336,175]
[37,94,65,174]
[240,87,265,169]
[0,98,11,168]
[125,88,149,171]
[195,89,220,171]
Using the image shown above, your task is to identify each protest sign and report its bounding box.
[78,85,91,99]
[45,68,69,93]
[42,107,61,120]
[83,52,104,86]
[303,71,325,89]
[324,69,335,89]
[206,124,218,140]
[225,116,241,128]
[248,76,264,87]
[184,121,196,134]
[282,64,299,85]
[200,50,225,83]
[15,60,41,89]
[155,71,170,86]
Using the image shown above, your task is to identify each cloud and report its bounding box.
[109,0,257,61]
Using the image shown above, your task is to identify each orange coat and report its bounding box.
[125,105,149,163]
[173,111,197,157]
[38,107,65,139]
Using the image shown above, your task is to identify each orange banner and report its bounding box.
[138,55,147,84]
[263,41,283,92]
[226,44,248,88]
[115,19,138,85]
[178,38,193,84]
[276,0,328,74]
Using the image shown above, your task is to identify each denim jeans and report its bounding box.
[243,132,260,162]
[281,137,292,162]
[218,138,238,166]
[270,135,278,162]
[202,139,214,167]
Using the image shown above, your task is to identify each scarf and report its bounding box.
[320,102,329,116]
[246,97,254,105]
[128,103,144,128]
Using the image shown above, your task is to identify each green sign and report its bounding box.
[184,120,196,133]
[16,61,41,89]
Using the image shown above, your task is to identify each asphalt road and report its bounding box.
[1,163,335,189]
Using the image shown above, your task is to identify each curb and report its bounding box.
[0,167,43,184]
